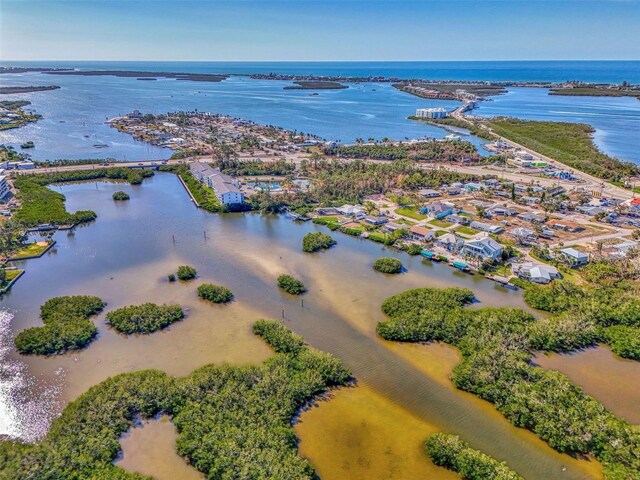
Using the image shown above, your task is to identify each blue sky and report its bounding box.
[1,0,639,61]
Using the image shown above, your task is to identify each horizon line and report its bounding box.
[2,59,640,63]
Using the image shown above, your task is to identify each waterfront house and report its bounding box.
[383,222,404,233]
[469,220,504,234]
[560,248,589,267]
[364,215,388,226]
[513,262,560,284]
[409,225,435,242]
[315,207,339,216]
[462,236,504,261]
[336,204,365,217]
[436,233,464,252]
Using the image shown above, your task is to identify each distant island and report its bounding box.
[0,85,60,94]
[550,86,640,100]
[43,70,228,82]
[283,81,347,90]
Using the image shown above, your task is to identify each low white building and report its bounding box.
[190,162,244,205]
[415,107,447,119]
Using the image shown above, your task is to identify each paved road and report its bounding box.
[449,109,635,200]
[15,159,185,175]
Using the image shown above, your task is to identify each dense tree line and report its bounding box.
[425,433,523,480]
[376,287,640,479]
[217,158,295,176]
[302,232,336,252]
[0,321,350,479]
[322,140,480,163]
[306,159,479,206]
[14,296,106,355]
[106,303,184,334]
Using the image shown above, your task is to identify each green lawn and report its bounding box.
[1,269,23,290]
[454,226,477,236]
[435,230,448,237]
[395,207,426,221]
[11,242,50,259]
[395,218,417,226]
[428,219,453,228]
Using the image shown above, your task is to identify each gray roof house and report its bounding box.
[514,262,560,284]
[560,248,589,266]
[470,220,504,234]
[462,236,504,260]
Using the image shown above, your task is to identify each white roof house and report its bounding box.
[514,262,560,284]
[336,204,365,217]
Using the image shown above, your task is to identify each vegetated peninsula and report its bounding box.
[283,81,347,90]
[43,70,228,82]
[0,85,60,95]
[0,100,41,130]
[0,320,350,479]
[484,117,639,181]
[550,85,640,100]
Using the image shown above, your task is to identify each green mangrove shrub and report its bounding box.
[277,274,306,295]
[106,303,184,334]
[373,257,403,274]
[176,265,197,281]
[302,232,336,253]
[112,191,130,201]
[14,296,106,355]
[197,283,234,304]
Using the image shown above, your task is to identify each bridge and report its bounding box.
[15,158,187,175]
